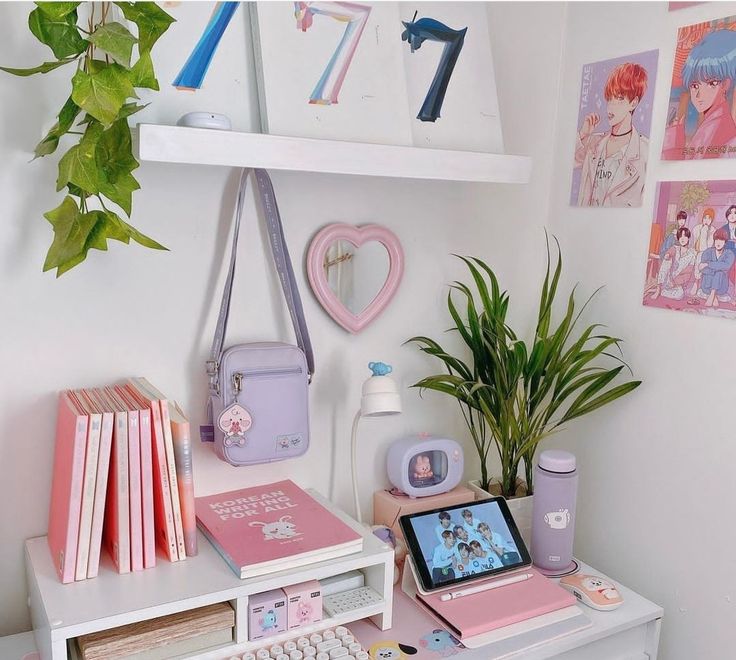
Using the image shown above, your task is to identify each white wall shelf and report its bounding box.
[137,124,532,184]
[25,490,394,660]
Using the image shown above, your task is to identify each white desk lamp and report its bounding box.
[351,362,402,524]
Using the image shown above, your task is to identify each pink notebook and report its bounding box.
[107,387,143,572]
[47,392,89,584]
[195,480,363,578]
[124,383,178,562]
[416,567,576,639]
[127,379,185,561]
[83,389,114,579]
[100,388,130,574]
[115,386,156,569]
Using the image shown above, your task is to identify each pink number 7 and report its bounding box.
[294,2,372,105]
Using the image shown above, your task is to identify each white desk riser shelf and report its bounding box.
[136,124,532,184]
[25,490,394,660]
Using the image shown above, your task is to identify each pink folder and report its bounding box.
[47,392,88,584]
[416,567,576,639]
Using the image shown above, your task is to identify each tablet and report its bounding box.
[400,497,532,593]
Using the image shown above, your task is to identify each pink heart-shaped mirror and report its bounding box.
[307,223,404,333]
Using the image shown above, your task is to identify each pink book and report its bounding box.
[115,386,156,569]
[82,389,113,579]
[133,378,197,557]
[169,402,197,557]
[124,383,178,562]
[128,378,186,561]
[100,388,130,574]
[108,388,143,571]
[195,480,363,579]
[68,390,102,581]
[415,567,576,639]
[47,392,88,584]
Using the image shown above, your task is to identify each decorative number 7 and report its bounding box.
[294,1,372,105]
[173,2,240,90]
[402,13,467,122]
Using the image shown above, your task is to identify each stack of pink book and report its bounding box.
[47,378,198,584]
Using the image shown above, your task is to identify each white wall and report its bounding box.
[547,3,736,658]
[0,2,566,635]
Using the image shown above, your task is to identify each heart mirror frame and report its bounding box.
[306,223,404,333]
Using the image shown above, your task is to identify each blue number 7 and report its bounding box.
[402,14,467,123]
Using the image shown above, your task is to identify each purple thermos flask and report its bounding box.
[530,450,578,573]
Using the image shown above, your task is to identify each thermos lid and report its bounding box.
[538,450,576,473]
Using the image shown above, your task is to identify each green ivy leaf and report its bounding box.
[114,2,175,53]
[0,57,77,77]
[43,196,97,276]
[100,172,139,216]
[88,22,137,68]
[71,64,134,127]
[129,51,158,90]
[91,118,139,215]
[96,118,138,179]
[56,122,104,193]
[35,2,81,19]
[107,209,167,250]
[117,102,149,120]
[34,96,81,159]
[28,6,87,60]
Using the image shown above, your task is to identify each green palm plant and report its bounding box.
[407,236,641,497]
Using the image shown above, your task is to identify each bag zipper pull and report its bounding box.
[232,372,243,400]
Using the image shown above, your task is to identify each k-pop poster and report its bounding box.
[644,180,736,320]
[662,16,736,160]
[570,50,659,208]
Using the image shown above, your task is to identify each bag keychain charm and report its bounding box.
[218,373,253,447]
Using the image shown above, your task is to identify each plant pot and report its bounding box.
[467,479,534,547]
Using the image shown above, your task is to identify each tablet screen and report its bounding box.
[400,497,531,592]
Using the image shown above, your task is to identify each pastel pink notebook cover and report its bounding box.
[102,393,130,575]
[115,385,155,569]
[137,406,155,568]
[124,384,177,562]
[417,567,575,638]
[84,389,113,579]
[195,480,361,569]
[47,392,88,584]
[125,406,143,571]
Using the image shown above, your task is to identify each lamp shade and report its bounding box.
[360,374,402,417]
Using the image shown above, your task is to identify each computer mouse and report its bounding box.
[559,573,624,611]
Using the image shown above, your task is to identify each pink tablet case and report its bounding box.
[416,567,575,639]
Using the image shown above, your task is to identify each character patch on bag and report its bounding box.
[218,403,253,447]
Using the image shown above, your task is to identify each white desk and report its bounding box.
[2,559,662,660]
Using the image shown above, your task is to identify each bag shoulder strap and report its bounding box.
[208,168,315,389]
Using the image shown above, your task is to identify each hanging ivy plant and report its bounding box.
[1,2,175,276]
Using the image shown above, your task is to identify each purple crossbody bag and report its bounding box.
[202,169,315,466]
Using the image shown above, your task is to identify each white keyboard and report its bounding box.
[233,626,369,660]
[322,587,383,617]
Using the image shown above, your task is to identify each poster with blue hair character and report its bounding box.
[663,17,736,160]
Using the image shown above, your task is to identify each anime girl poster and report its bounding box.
[644,180,736,320]
[662,16,736,160]
[570,50,659,208]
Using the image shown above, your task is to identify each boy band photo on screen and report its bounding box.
[424,503,521,585]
